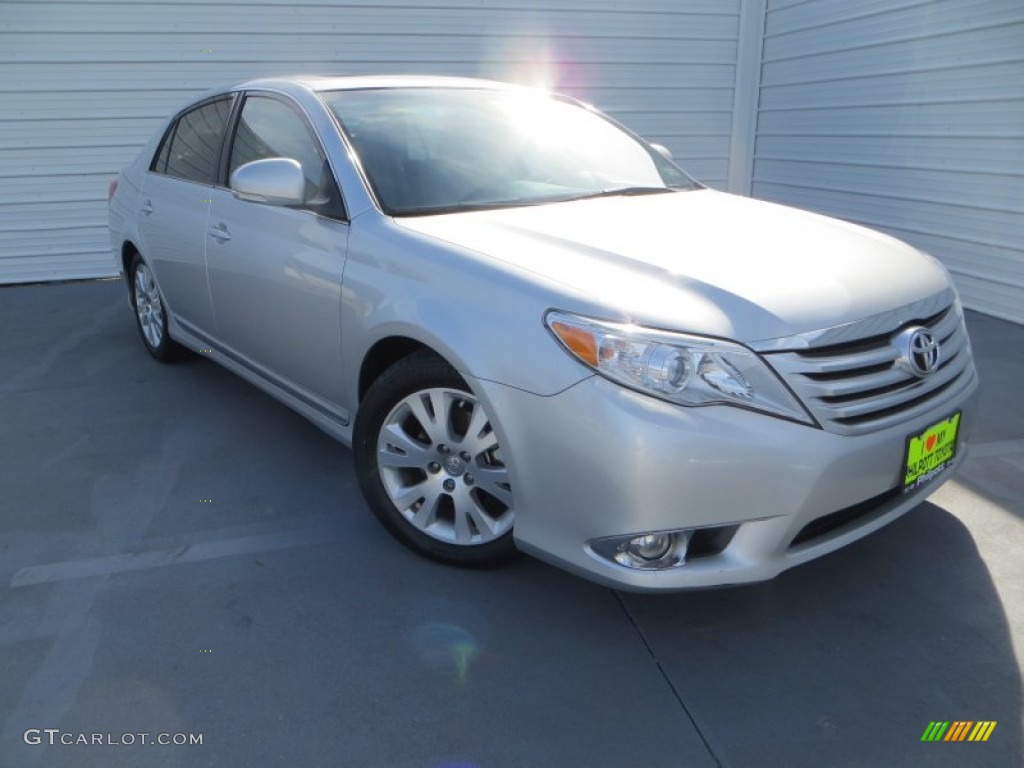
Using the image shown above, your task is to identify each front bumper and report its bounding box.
[470,367,979,592]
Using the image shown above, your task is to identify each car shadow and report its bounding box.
[619,501,1022,767]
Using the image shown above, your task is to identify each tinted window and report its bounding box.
[164,98,232,184]
[229,95,344,218]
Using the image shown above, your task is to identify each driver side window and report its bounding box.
[228,94,346,219]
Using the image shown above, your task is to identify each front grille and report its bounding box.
[767,303,974,435]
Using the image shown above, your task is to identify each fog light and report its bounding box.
[590,529,692,570]
[626,533,672,561]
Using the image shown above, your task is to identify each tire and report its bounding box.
[354,351,517,567]
[129,253,181,362]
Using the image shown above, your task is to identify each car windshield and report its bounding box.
[320,87,698,216]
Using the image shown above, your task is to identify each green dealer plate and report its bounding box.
[903,411,961,493]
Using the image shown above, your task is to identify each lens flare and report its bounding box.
[412,622,480,684]
[478,35,560,91]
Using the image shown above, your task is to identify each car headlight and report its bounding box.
[545,311,814,425]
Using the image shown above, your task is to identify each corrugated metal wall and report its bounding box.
[751,0,1024,323]
[0,0,740,283]
[7,0,1022,324]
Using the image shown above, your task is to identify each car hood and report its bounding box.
[395,188,952,344]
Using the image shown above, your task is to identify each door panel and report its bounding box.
[206,192,349,403]
[137,174,212,330]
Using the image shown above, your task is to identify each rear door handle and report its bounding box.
[207,224,231,243]
[141,199,153,215]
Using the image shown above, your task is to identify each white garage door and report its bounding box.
[751,0,1024,323]
[0,0,741,283]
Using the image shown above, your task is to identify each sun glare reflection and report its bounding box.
[479,36,559,91]
[412,622,481,684]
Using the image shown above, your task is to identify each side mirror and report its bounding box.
[650,143,674,162]
[230,158,305,206]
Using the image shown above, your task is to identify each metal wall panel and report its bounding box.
[751,0,1024,323]
[0,0,740,283]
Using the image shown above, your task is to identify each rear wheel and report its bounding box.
[130,253,181,362]
[354,352,517,566]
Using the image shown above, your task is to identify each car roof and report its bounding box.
[233,74,526,93]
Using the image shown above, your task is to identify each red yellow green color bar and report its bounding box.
[921,721,997,742]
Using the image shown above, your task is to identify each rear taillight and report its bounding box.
[108,178,119,202]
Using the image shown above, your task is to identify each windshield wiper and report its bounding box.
[390,186,685,217]
[390,199,556,217]
[557,186,679,203]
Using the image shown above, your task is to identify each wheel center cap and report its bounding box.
[443,455,465,476]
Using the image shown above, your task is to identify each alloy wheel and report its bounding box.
[134,262,164,349]
[376,387,513,546]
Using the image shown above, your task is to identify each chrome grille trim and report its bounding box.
[749,288,955,352]
[765,301,975,435]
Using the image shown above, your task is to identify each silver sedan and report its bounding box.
[109,76,978,590]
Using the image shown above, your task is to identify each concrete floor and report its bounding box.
[1,279,1021,767]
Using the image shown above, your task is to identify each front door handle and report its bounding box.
[141,199,153,215]
[207,224,231,243]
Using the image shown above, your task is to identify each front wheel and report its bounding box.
[354,352,517,567]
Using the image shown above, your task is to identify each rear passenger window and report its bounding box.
[163,98,232,184]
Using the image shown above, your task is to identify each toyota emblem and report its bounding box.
[895,326,940,378]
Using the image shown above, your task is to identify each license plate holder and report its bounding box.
[903,411,962,493]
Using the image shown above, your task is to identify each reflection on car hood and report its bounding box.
[394,189,951,344]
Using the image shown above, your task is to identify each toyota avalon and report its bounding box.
[108,76,979,590]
